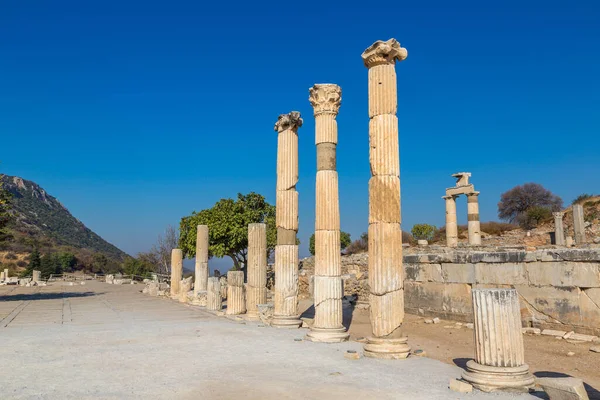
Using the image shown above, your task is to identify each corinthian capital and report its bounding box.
[308,84,342,116]
[361,38,408,68]
[274,111,303,133]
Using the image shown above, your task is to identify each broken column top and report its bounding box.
[452,172,472,187]
[308,84,341,116]
[274,111,303,133]
[361,38,408,68]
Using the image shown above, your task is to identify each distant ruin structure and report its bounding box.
[444,172,481,247]
[170,249,183,298]
[573,204,587,244]
[553,212,566,246]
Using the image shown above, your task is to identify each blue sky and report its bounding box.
[1,1,599,270]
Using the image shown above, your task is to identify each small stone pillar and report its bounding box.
[362,38,410,359]
[246,223,267,320]
[179,277,192,303]
[194,225,209,298]
[32,270,41,282]
[444,195,458,247]
[170,249,183,298]
[553,212,566,246]
[226,271,246,315]
[462,288,534,392]
[206,277,222,312]
[466,192,481,245]
[0,271,4,281]
[4,268,8,280]
[272,112,303,328]
[573,204,587,245]
[306,83,348,343]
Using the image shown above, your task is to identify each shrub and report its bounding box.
[345,232,368,255]
[572,194,595,205]
[519,206,553,229]
[411,224,437,241]
[5,252,17,260]
[16,260,27,268]
[479,221,518,236]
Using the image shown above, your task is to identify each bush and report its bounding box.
[479,221,518,236]
[345,232,368,255]
[411,224,437,241]
[572,194,595,205]
[520,206,553,229]
[498,183,563,228]
[5,252,17,260]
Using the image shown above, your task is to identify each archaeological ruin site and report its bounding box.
[2,38,599,400]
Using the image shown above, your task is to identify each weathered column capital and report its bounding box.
[465,192,480,198]
[553,211,564,218]
[362,38,408,68]
[442,195,458,200]
[309,84,342,116]
[274,111,303,133]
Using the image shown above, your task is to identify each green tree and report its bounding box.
[122,257,153,278]
[179,193,276,271]
[23,247,42,276]
[308,231,352,256]
[411,224,437,241]
[57,252,77,272]
[39,253,62,278]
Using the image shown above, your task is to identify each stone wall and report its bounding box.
[300,247,600,335]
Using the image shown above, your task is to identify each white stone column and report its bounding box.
[170,249,183,298]
[573,204,587,245]
[362,38,410,359]
[553,212,566,246]
[247,223,267,320]
[179,277,192,303]
[206,277,222,312]
[306,83,348,343]
[32,270,41,282]
[194,225,209,306]
[444,195,458,247]
[462,288,534,392]
[226,271,246,315]
[4,268,8,280]
[0,271,4,281]
[272,112,303,328]
[467,192,481,246]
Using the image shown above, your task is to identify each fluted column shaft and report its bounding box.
[306,84,348,342]
[444,195,458,247]
[362,39,410,359]
[206,277,222,312]
[272,112,303,328]
[226,271,246,315]
[247,223,267,319]
[170,249,183,297]
[467,193,481,245]
[194,225,209,295]
[553,212,565,246]
[462,288,534,392]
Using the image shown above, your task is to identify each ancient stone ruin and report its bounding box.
[444,172,481,247]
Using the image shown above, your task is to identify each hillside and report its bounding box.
[0,175,127,261]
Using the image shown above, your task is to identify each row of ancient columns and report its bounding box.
[555,205,587,246]
[444,192,481,247]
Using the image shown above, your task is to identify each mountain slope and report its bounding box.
[1,175,127,261]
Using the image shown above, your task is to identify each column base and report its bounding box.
[363,337,410,359]
[271,315,302,328]
[461,360,535,393]
[245,311,261,321]
[305,327,349,343]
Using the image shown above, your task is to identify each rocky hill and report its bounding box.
[0,175,127,261]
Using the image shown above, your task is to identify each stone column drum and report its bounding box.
[179,277,192,303]
[467,192,481,245]
[553,212,566,246]
[272,112,303,328]
[4,268,8,280]
[246,223,267,320]
[194,225,209,304]
[444,195,458,247]
[32,270,41,282]
[0,271,4,281]
[306,83,349,343]
[573,204,587,244]
[462,288,534,392]
[170,249,183,298]
[206,277,222,312]
[226,271,246,315]
[362,38,410,359]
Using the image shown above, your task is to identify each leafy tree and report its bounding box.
[498,183,563,228]
[179,193,276,271]
[411,224,437,241]
[146,226,178,275]
[57,252,77,273]
[308,231,352,256]
[520,206,553,230]
[122,257,153,278]
[25,247,41,275]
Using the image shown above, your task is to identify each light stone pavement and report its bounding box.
[0,281,536,400]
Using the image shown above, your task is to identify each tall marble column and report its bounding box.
[247,223,267,320]
[194,225,209,297]
[573,204,587,245]
[206,277,222,312]
[226,271,246,315]
[306,84,349,343]
[553,212,565,246]
[466,192,481,245]
[362,38,410,359]
[462,288,534,392]
[272,112,303,328]
[170,249,183,298]
[444,195,458,247]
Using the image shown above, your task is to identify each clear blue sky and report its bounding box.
[1,1,599,270]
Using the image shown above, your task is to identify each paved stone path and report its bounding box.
[0,281,536,399]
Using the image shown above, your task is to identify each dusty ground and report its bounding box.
[302,301,600,399]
